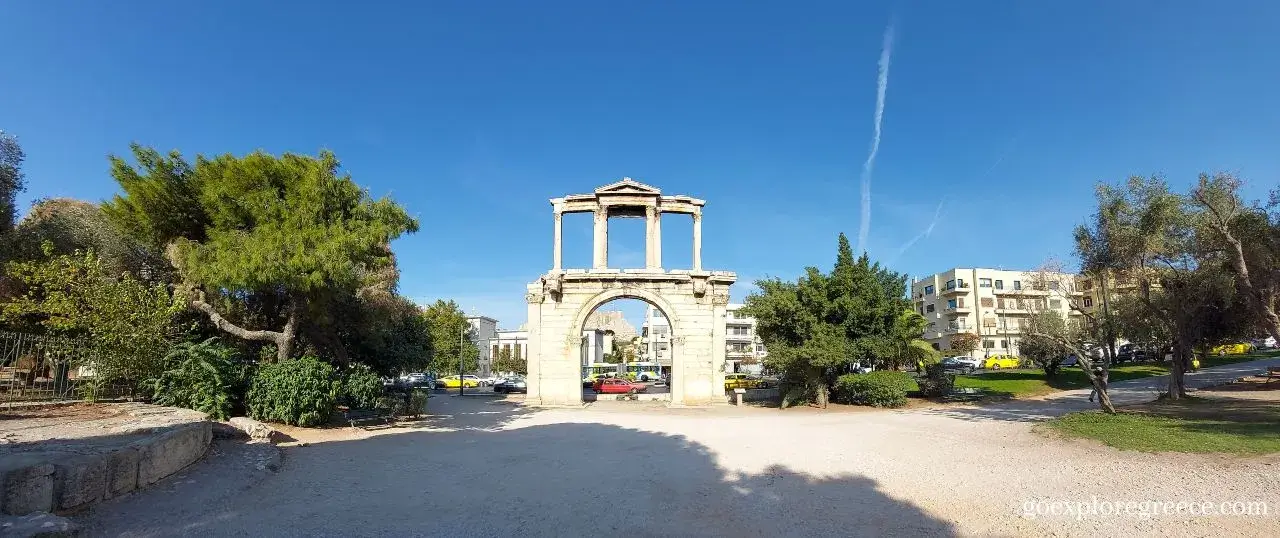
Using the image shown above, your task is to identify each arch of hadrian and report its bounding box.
[525,179,736,406]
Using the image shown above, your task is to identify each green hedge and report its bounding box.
[832,371,912,408]
[341,363,384,408]
[246,356,338,426]
[149,338,247,420]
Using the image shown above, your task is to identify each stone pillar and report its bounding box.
[552,211,563,271]
[692,211,702,271]
[592,208,608,270]
[645,207,663,270]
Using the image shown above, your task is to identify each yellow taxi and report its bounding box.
[982,355,1021,370]
[1211,343,1253,356]
[724,373,766,390]
[437,375,480,388]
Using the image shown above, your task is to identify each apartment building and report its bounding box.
[466,315,499,377]
[910,268,1081,358]
[487,327,611,373]
[640,304,768,374]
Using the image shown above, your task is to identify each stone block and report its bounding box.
[52,456,109,511]
[135,423,210,485]
[103,447,139,499]
[1,461,55,515]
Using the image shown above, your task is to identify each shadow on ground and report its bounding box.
[81,398,959,537]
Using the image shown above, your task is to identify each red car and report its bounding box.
[593,378,647,394]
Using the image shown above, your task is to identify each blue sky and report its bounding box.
[4,1,1280,330]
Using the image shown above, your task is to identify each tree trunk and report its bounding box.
[1168,337,1190,399]
[190,290,299,362]
[1214,219,1280,344]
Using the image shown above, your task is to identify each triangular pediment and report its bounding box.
[595,178,661,196]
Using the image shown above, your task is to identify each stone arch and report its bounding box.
[525,179,736,407]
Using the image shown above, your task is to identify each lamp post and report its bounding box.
[459,322,466,396]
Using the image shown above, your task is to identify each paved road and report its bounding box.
[80,358,1280,537]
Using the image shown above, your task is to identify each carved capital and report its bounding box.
[691,277,708,297]
[525,291,544,304]
[554,212,562,223]
[672,335,687,346]
[712,291,730,306]
[541,274,563,301]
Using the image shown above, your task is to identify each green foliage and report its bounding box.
[0,246,182,389]
[406,389,429,418]
[421,300,478,374]
[1020,311,1074,377]
[246,356,338,426]
[949,332,980,355]
[7,198,159,278]
[743,233,912,407]
[832,372,911,407]
[916,363,955,397]
[104,146,419,360]
[0,130,25,239]
[341,363,384,408]
[492,347,527,375]
[149,338,246,420]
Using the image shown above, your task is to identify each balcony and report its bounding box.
[942,325,972,334]
[941,283,971,296]
[943,305,971,314]
[726,333,754,341]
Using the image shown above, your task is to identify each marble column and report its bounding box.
[645,206,663,270]
[592,208,608,270]
[552,211,563,271]
[692,211,702,271]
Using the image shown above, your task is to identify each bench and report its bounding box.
[1264,366,1280,384]
[339,406,395,427]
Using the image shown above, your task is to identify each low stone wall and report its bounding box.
[0,404,212,516]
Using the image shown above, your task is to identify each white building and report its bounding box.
[487,327,611,375]
[910,268,1081,359]
[641,304,767,375]
[466,315,498,377]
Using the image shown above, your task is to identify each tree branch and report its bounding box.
[189,289,285,343]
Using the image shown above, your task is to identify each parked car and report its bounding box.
[1251,336,1276,350]
[1116,343,1148,363]
[940,357,976,373]
[436,375,480,389]
[593,378,647,394]
[493,377,527,394]
[1060,354,1079,368]
[982,355,1020,370]
[946,355,982,371]
[405,373,431,387]
[478,375,504,386]
[724,373,767,390]
[849,362,874,374]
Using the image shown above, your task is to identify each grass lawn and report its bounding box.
[1044,396,1280,454]
[952,350,1280,399]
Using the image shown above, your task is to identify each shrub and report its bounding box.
[832,371,912,408]
[406,389,428,418]
[246,356,337,426]
[916,363,956,397]
[341,363,384,408]
[149,338,246,420]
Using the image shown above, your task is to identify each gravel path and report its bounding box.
[81,359,1280,537]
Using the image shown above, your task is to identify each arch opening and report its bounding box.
[575,295,675,402]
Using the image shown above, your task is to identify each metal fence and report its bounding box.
[0,331,132,407]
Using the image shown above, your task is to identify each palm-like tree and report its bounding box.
[883,309,939,370]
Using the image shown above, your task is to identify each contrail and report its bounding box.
[892,199,944,261]
[857,23,895,255]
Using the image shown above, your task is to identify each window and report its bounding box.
[654,310,665,318]
[1048,281,1060,291]
[1000,339,1008,348]
[982,317,996,327]
[944,279,956,290]
[980,297,994,308]
[947,299,957,309]
[1079,279,1093,291]
[756,344,765,352]
[924,285,935,295]
[957,279,966,288]
[997,298,1006,309]
[983,340,995,349]
[926,304,935,313]
[1049,299,1062,309]
[994,279,1004,290]
[492,344,499,358]
[514,346,521,360]
[731,326,750,336]
[979,278,992,288]
[1084,297,1094,307]
[1013,280,1022,290]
